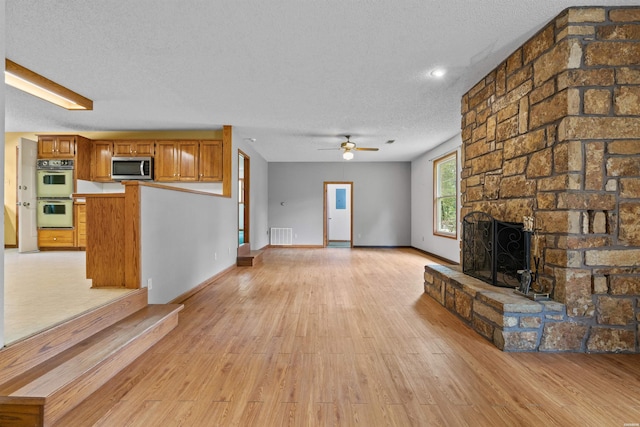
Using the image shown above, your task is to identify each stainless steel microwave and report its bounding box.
[111,157,153,181]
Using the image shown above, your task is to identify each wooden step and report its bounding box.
[237,250,263,267]
[0,288,148,387]
[0,304,183,427]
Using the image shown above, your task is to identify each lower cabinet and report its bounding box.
[37,203,87,249]
[75,203,87,248]
[38,229,75,248]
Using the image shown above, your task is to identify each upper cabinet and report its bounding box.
[42,135,224,184]
[91,140,114,182]
[38,135,76,158]
[113,140,155,157]
[199,140,223,182]
[38,135,91,181]
[155,140,199,182]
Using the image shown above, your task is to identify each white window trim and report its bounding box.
[433,151,458,239]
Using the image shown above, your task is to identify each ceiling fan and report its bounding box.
[318,135,379,160]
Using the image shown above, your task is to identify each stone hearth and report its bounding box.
[424,265,590,352]
[425,6,640,353]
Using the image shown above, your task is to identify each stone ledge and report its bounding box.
[424,264,587,352]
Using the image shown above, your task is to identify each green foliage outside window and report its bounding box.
[435,153,457,236]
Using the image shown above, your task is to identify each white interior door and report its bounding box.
[18,138,39,253]
[327,183,351,241]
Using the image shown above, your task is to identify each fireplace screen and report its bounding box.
[462,212,529,288]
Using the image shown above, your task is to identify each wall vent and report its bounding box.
[270,228,293,245]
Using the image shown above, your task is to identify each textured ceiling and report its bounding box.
[5,1,638,162]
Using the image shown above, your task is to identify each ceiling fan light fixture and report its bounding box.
[430,68,446,78]
[4,59,93,110]
[343,150,354,160]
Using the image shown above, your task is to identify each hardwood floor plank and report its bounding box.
[56,248,640,426]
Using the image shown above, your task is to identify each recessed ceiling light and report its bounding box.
[244,137,256,142]
[430,69,446,78]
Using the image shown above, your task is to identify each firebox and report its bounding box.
[462,212,530,288]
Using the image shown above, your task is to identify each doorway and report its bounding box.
[238,151,250,254]
[17,138,38,252]
[324,182,353,248]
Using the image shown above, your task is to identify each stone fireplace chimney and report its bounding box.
[460,6,640,352]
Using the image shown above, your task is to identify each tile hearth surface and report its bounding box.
[4,249,133,345]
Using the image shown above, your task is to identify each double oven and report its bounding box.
[36,159,74,228]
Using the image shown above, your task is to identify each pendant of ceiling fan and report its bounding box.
[317,135,380,155]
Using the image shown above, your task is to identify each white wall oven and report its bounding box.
[36,159,74,228]
[37,159,74,198]
[37,199,74,228]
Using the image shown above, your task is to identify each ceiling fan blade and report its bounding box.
[317,148,341,151]
[355,147,379,151]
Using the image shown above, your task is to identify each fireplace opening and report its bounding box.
[462,212,530,288]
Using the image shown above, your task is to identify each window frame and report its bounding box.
[433,151,458,239]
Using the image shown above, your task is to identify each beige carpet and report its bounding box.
[4,249,133,345]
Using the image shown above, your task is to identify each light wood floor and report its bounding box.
[57,248,640,426]
[4,249,133,345]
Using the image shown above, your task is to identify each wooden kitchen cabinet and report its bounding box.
[199,140,223,181]
[38,135,92,181]
[154,140,199,182]
[38,135,76,158]
[113,140,155,157]
[91,140,113,182]
[38,229,75,248]
[154,141,178,181]
[75,203,87,248]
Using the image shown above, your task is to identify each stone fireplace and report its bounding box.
[425,6,640,353]
[462,211,530,288]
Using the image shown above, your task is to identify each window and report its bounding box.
[434,152,458,238]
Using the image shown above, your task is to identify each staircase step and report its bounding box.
[0,288,148,387]
[237,250,263,266]
[0,304,183,427]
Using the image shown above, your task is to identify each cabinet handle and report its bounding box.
[53,237,57,241]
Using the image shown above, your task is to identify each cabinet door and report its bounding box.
[38,136,57,158]
[113,141,135,156]
[199,140,223,181]
[92,140,113,181]
[154,141,178,181]
[135,141,155,156]
[177,141,199,181]
[75,203,87,247]
[113,140,154,156]
[56,136,76,157]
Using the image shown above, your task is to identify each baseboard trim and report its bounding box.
[268,245,323,249]
[353,245,413,249]
[169,265,236,304]
[4,244,17,249]
[411,247,459,265]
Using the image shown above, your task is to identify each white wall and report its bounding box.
[268,162,411,246]
[1,0,6,346]
[139,131,269,304]
[411,134,462,263]
[236,134,269,250]
[140,186,237,304]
